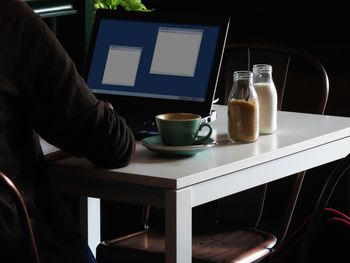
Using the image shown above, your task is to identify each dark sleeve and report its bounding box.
[15,2,135,168]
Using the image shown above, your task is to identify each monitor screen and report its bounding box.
[87,18,222,103]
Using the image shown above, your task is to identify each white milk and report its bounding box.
[254,82,277,134]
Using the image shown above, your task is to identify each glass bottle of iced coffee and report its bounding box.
[227,71,259,143]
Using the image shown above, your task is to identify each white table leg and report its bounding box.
[165,188,192,263]
[87,197,101,257]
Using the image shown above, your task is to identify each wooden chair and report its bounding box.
[97,222,277,263]
[95,43,329,263]
[0,171,40,263]
[215,43,330,242]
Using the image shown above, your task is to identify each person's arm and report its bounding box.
[15,1,135,168]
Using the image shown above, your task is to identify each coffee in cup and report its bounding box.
[155,113,212,146]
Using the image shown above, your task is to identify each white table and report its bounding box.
[46,105,350,263]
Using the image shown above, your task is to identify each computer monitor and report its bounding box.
[85,9,230,138]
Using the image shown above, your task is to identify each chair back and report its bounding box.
[218,43,329,113]
[0,171,40,263]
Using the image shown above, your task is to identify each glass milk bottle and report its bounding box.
[227,71,259,143]
[253,64,278,134]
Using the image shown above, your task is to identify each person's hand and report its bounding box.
[104,101,113,110]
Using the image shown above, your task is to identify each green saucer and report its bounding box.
[141,135,215,156]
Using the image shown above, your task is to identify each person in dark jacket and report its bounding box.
[0,0,135,262]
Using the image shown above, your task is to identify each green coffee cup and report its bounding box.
[155,113,212,146]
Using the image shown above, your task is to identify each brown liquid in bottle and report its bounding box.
[228,99,258,142]
[227,70,259,143]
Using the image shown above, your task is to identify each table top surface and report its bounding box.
[48,105,350,189]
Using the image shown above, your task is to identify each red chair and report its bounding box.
[0,171,40,263]
[261,153,350,263]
